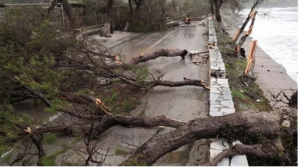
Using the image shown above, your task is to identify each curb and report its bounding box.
[208,16,249,167]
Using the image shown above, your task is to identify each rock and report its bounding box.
[244,82,249,87]
[282,120,290,128]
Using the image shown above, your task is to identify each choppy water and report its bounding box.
[239,7,298,83]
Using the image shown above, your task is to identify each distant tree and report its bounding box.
[47,0,76,33]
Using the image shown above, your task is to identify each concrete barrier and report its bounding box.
[208,16,249,167]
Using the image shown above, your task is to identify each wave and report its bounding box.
[238,7,298,82]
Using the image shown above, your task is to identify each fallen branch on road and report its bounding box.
[120,108,295,166]
[108,49,189,69]
[202,142,280,166]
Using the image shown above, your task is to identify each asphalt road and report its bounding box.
[2,22,210,166]
[87,23,210,166]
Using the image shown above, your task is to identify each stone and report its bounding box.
[211,85,221,88]
[211,88,220,93]
[220,101,234,108]
[223,90,233,100]
[230,155,248,166]
[282,120,290,128]
[217,158,230,166]
[210,93,219,102]
[210,149,231,166]
[210,111,223,116]
[217,79,228,85]
[210,101,221,105]
[221,108,235,114]
[210,139,229,150]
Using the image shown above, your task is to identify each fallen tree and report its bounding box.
[232,0,265,43]
[120,108,296,165]
[0,6,297,167]
[106,49,189,69]
[235,11,257,56]
[12,107,297,166]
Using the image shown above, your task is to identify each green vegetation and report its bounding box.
[215,26,271,112]
[231,89,245,100]
[0,6,146,166]
[43,133,58,145]
[215,20,296,166]
[41,149,67,166]
[115,148,128,156]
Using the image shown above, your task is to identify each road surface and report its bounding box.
[2,22,210,166]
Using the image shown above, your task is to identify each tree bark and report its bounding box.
[149,79,210,90]
[94,114,185,136]
[232,0,264,42]
[31,134,46,166]
[102,0,114,37]
[214,0,222,29]
[47,0,58,14]
[47,0,75,33]
[123,0,133,31]
[18,105,296,166]
[245,40,258,75]
[133,0,143,14]
[108,49,189,69]
[120,109,284,166]
[235,11,257,56]
[210,0,215,15]
[202,143,280,166]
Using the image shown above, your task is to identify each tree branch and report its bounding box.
[202,143,279,166]
[121,109,282,166]
[95,114,185,136]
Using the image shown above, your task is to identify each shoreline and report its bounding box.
[221,10,297,108]
[223,8,298,83]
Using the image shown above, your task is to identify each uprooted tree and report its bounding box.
[0,6,297,166]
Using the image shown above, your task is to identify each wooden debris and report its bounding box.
[206,42,217,49]
[190,53,209,65]
[235,11,257,56]
[245,40,258,75]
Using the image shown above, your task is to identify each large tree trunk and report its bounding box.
[107,49,189,69]
[245,40,258,76]
[102,0,114,37]
[232,0,264,42]
[235,11,257,56]
[202,143,280,166]
[120,108,293,166]
[123,0,133,32]
[47,0,75,34]
[210,0,215,15]
[133,0,143,14]
[213,0,224,29]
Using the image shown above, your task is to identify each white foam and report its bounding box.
[239,7,298,82]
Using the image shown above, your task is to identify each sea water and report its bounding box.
[239,7,298,83]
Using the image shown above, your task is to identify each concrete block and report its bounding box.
[221,108,235,114]
[211,87,220,93]
[217,158,230,166]
[220,101,235,109]
[223,90,233,100]
[209,111,223,116]
[231,155,249,166]
[211,139,229,150]
[217,79,228,84]
[210,93,219,102]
